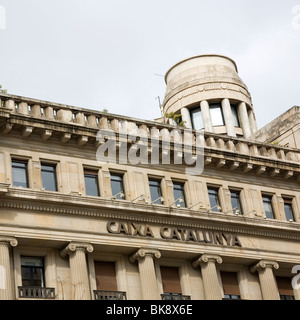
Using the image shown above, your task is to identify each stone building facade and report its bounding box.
[0,54,300,300]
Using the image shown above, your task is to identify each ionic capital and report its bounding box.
[60,242,94,258]
[192,254,223,268]
[130,248,161,263]
[250,260,279,273]
[0,236,18,248]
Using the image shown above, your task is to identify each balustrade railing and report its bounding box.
[94,290,127,300]
[1,93,300,165]
[18,286,55,299]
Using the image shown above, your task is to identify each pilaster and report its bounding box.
[193,254,223,300]
[130,248,161,300]
[250,260,280,300]
[61,242,94,300]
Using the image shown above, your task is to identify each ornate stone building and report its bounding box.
[0,54,300,300]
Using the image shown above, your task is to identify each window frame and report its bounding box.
[230,104,240,127]
[207,186,221,212]
[41,162,58,192]
[148,178,164,205]
[110,172,125,200]
[262,194,275,219]
[209,103,225,126]
[84,168,100,197]
[283,198,295,222]
[172,181,186,208]
[12,159,29,188]
[190,106,204,130]
[20,256,45,288]
[230,190,243,215]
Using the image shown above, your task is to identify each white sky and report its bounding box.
[0,0,299,128]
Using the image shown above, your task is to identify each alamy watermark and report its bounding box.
[96,127,204,176]
[292,265,300,290]
[0,5,6,30]
[292,5,300,30]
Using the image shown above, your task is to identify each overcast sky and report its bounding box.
[0,0,299,128]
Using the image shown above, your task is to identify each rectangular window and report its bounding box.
[41,163,57,192]
[94,261,118,292]
[277,277,295,300]
[173,182,186,208]
[190,107,204,130]
[230,190,243,215]
[12,160,29,188]
[221,272,241,300]
[111,173,125,199]
[262,195,274,219]
[149,179,163,204]
[160,267,182,294]
[283,199,295,222]
[231,104,240,127]
[210,104,224,126]
[21,256,45,287]
[208,187,221,212]
[84,169,100,197]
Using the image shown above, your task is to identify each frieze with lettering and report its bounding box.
[107,221,242,247]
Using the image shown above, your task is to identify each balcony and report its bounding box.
[161,293,191,300]
[94,290,127,300]
[18,286,55,299]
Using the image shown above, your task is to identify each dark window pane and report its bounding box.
[190,107,204,130]
[210,104,224,126]
[111,174,125,199]
[21,257,45,287]
[85,171,99,196]
[173,183,186,208]
[284,200,294,221]
[149,179,163,204]
[41,164,57,191]
[208,188,221,212]
[231,105,240,127]
[262,196,274,219]
[230,191,243,215]
[12,160,28,188]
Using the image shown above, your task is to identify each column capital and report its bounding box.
[192,254,223,268]
[0,236,18,247]
[250,260,279,273]
[130,248,161,263]
[60,242,94,258]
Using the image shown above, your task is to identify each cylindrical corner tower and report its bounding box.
[163,54,258,138]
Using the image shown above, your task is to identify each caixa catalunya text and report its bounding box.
[95,128,204,175]
[107,221,242,247]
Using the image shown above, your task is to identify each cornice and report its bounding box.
[1,192,300,242]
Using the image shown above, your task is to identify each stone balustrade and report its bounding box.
[1,93,300,171]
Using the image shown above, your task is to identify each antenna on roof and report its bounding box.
[156,96,163,117]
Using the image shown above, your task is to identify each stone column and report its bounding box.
[60,242,94,300]
[248,110,258,134]
[250,260,280,300]
[200,100,213,133]
[221,98,236,137]
[193,254,223,300]
[0,236,18,300]
[130,248,161,300]
[181,107,192,129]
[237,102,252,138]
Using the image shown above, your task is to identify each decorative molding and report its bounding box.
[1,198,300,241]
[0,236,18,247]
[130,248,161,263]
[250,260,279,273]
[192,254,223,268]
[60,242,94,258]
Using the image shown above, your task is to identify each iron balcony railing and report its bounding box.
[94,290,127,300]
[161,293,191,300]
[18,286,55,299]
